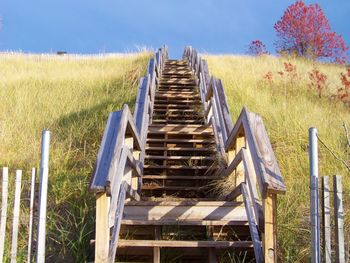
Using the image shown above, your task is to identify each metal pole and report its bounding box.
[36,130,50,263]
[309,127,320,263]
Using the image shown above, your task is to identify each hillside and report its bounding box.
[0,52,349,262]
[0,52,150,261]
[205,54,350,262]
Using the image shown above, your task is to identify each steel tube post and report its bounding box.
[36,130,50,263]
[309,127,320,263]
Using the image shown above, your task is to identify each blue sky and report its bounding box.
[0,0,349,58]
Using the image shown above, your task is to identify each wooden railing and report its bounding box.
[183,46,286,263]
[89,46,168,263]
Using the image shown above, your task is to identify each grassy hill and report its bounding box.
[0,52,348,262]
[205,54,349,262]
[0,52,150,261]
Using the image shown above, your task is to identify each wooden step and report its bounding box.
[142,185,205,191]
[152,120,204,124]
[147,138,214,144]
[143,165,209,170]
[148,124,213,135]
[145,155,214,160]
[118,240,253,248]
[146,146,214,152]
[123,200,247,222]
[142,175,222,180]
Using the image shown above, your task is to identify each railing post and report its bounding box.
[36,130,50,263]
[95,192,110,263]
[309,127,320,263]
[263,193,277,263]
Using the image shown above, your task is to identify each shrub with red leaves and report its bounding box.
[263,71,273,84]
[274,1,348,64]
[308,69,328,98]
[337,68,350,105]
[247,40,269,56]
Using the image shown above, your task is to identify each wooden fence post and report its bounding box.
[10,170,22,263]
[263,193,277,263]
[27,168,36,263]
[95,193,110,263]
[333,175,345,263]
[321,176,331,263]
[0,167,9,263]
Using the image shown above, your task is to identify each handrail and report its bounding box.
[90,46,168,263]
[183,46,285,262]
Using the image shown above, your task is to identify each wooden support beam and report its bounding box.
[263,193,277,263]
[95,192,110,263]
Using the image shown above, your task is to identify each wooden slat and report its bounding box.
[334,175,345,263]
[241,183,263,263]
[321,176,331,263]
[215,79,233,134]
[27,168,36,263]
[123,201,247,222]
[0,167,9,262]
[145,155,214,160]
[121,219,248,226]
[142,175,222,180]
[118,240,254,248]
[144,165,209,170]
[108,182,127,262]
[10,170,22,263]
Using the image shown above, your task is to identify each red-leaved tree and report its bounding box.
[247,40,269,56]
[274,1,348,64]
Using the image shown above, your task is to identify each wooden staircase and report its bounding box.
[89,46,286,263]
[115,60,254,262]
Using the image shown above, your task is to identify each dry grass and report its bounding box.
[205,54,350,262]
[0,52,150,261]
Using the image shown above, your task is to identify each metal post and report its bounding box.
[309,127,320,263]
[36,130,50,263]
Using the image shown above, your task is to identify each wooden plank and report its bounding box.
[144,165,209,170]
[0,167,9,262]
[123,201,247,222]
[212,78,228,142]
[90,111,122,192]
[27,168,36,263]
[334,175,345,263]
[321,176,331,263]
[118,240,254,248]
[244,110,285,194]
[10,170,22,263]
[242,149,261,228]
[108,182,127,263]
[263,193,277,263]
[121,219,248,226]
[142,175,222,180]
[215,79,233,134]
[241,183,263,263]
[95,192,110,263]
[145,156,215,160]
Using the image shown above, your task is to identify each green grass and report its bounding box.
[0,52,150,262]
[205,54,350,262]
[1,52,349,262]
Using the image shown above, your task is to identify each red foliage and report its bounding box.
[247,40,269,56]
[308,69,328,98]
[337,68,350,104]
[263,71,273,84]
[274,1,348,64]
